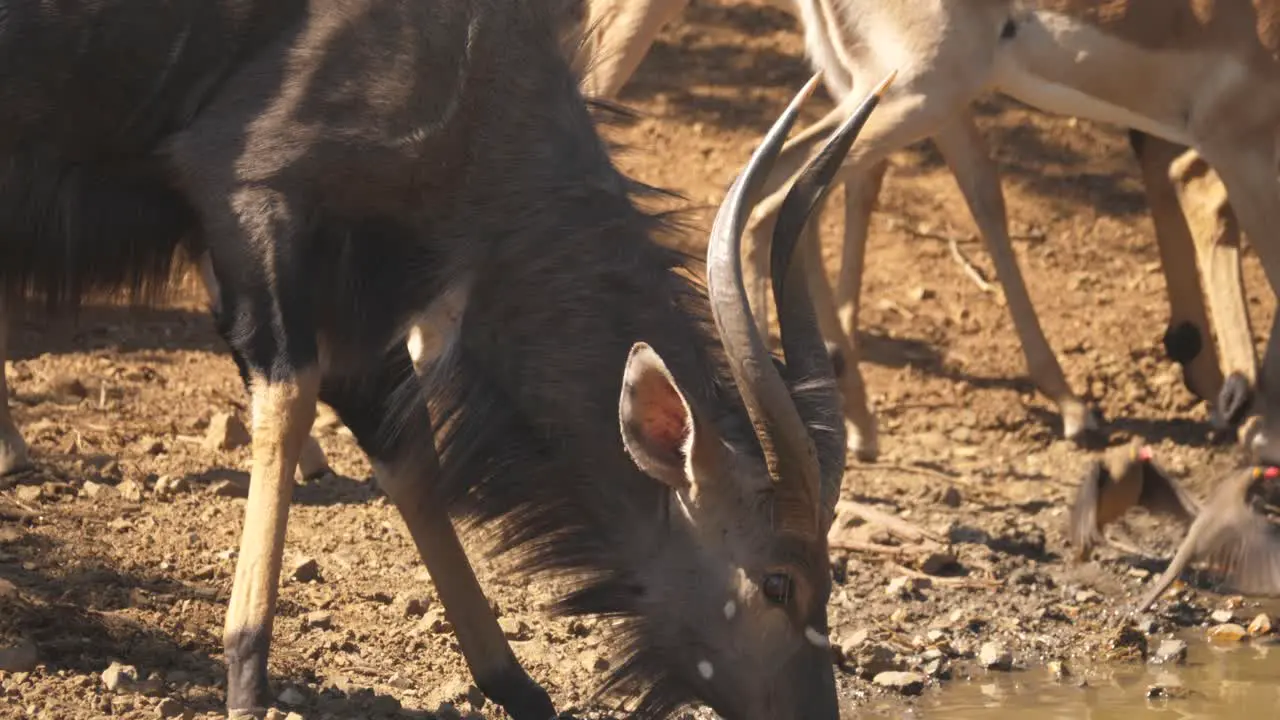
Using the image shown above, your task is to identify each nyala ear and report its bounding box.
[619,342,714,489]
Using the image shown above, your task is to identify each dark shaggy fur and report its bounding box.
[0,0,836,714]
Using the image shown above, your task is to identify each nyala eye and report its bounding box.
[762,573,793,605]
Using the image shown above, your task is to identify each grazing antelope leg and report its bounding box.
[0,301,30,476]
[1127,132,1226,406]
[744,101,863,338]
[1199,139,1280,461]
[575,0,689,98]
[1165,148,1258,433]
[799,220,877,460]
[931,112,1096,441]
[833,159,889,345]
[322,321,555,718]
[746,87,948,462]
[196,252,332,481]
[185,187,326,712]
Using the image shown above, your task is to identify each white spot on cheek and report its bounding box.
[698,659,714,680]
[805,626,830,648]
[723,600,736,621]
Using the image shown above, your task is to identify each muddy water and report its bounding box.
[861,628,1280,719]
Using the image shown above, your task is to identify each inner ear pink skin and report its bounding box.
[635,370,689,456]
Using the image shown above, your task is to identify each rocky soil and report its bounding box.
[3,1,1279,718]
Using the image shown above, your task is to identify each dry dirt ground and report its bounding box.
[2,1,1278,718]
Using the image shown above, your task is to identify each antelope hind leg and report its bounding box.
[933,113,1099,444]
[1166,147,1257,439]
[1129,132,1226,407]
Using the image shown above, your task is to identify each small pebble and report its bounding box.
[393,592,431,618]
[1248,613,1272,636]
[81,481,119,500]
[498,617,531,641]
[14,485,42,504]
[1210,609,1235,624]
[1127,566,1151,580]
[1147,678,1188,700]
[117,479,145,502]
[1150,638,1188,665]
[290,557,321,583]
[304,610,333,630]
[154,475,189,497]
[205,412,251,451]
[155,697,188,718]
[978,642,1012,671]
[886,576,929,597]
[101,661,139,692]
[873,670,926,695]
[919,552,958,576]
[851,643,900,679]
[1207,623,1248,644]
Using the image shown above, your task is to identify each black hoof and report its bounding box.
[225,633,272,717]
[480,666,557,720]
[1209,372,1253,443]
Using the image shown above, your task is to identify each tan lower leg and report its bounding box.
[934,115,1093,439]
[577,0,690,98]
[1136,139,1224,402]
[801,223,877,461]
[1170,150,1256,388]
[835,160,887,343]
[223,369,320,711]
[744,105,863,340]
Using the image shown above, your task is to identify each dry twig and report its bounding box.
[948,236,994,293]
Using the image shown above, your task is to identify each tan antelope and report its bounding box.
[566,0,1270,462]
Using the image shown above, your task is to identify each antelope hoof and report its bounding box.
[848,422,878,463]
[826,343,879,463]
[0,429,31,476]
[1063,403,1105,448]
[296,435,331,481]
[1209,372,1254,443]
[477,664,557,720]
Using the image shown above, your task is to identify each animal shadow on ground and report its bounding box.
[0,526,423,717]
